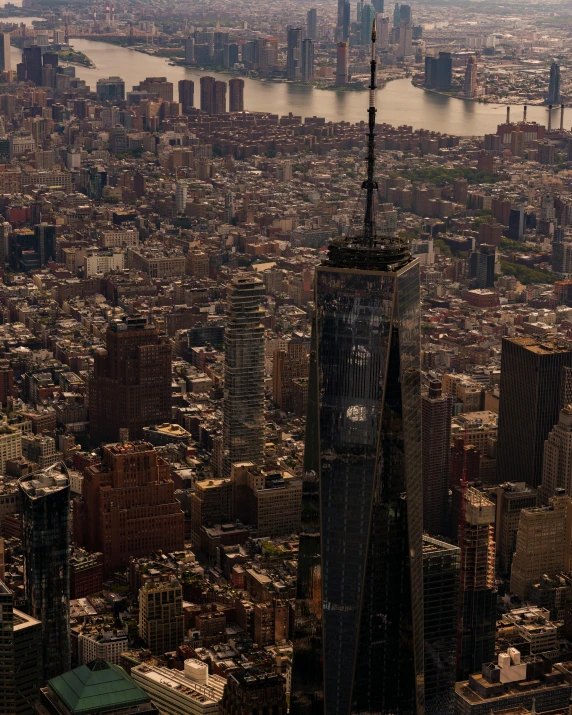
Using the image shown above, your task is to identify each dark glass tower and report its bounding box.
[497,337,572,488]
[291,25,424,715]
[20,465,71,683]
[423,536,459,715]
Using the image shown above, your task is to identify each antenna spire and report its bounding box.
[362,20,378,247]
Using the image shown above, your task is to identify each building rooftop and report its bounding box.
[132,660,225,706]
[19,464,69,498]
[505,336,572,355]
[47,659,151,714]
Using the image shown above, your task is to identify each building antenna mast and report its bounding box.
[363,21,378,247]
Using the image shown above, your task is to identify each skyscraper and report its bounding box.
[178,79,194,112]
[0,580,43,715]
[458,487,497,681]
[0,33,11,73]
[464,55,477,98]
[301,39,314,82]
[291,29,423,715]
[548,61,561,105]
[229,77,244,111]
[184,36,195,64]
[398,21,413,58]
[74,442,185,575]
[223,275,266,475]
[307,8,317,39]
[539,405,572,502]
[343,1,351,41]
[213,80,227,113]
[497,337,572,488]
[468,243,496,288]
[200,75,216,113]
[287,28,303,80]
[423,537,460,715]
[399,3,412,23]
[361,4,376,45]
[335,41,349,86]
[337,0,346,27]
[377,15,390,49]
[175,182,187,214]
[96,76,125,102]
[422,378,452,536]
[88,316,172,443]
[21,465,71,682]
[139,579,184,655]
[22,45,42,85]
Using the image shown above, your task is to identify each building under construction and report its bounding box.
[458,487,497,681]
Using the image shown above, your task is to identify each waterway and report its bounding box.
[8,35,572,135]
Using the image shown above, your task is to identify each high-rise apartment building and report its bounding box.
[222,275,266,474]
[301,39,314,82]
[377,15,390,48]
[464,55,478,99]
[458,488,497,681]
[21,466,70,682]
[306,8,317,39]
[273,342,309,412]
[75,442,184,575]
[0,33,11,73]
[497,337,572,488]
[89,316,171,443]
[137,77,174,102]
[540,406,572,502]
[511,494,572,599]
[0,581,42,715]
[335,42,349,86]
[229,77,244,111]
[287,28,303,80]
[175,182,187,214]
[139,579,184,655]
[200,75,216,113]
[423,537,460,715]
[468,243,496,289]
[398,22,413,58]
[422,378,452,536]
[548,61,561,105]
[178,79,194,112]
[487,481,537,576]
[184,36,195,64]
[199,76,226,113]
[292,32,423,714]
[96,76,125,102]
[213,80,227,113]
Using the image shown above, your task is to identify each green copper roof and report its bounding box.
[48,659,150,714]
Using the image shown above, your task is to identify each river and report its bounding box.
[8,34,570,135]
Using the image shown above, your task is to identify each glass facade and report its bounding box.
[423,536,460,715]
[21,469,71,683]
[292,255,423,715]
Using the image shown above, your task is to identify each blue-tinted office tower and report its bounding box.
[291,27,424,715]
[547,61,561,105]
[343,2,351,41]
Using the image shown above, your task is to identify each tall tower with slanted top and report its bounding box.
[290,23,424,715]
